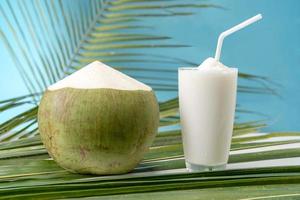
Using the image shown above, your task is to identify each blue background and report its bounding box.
[1,0,300,131]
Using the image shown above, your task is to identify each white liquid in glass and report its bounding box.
[179,57,238,171]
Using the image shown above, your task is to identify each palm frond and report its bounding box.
[0,0,276,141]
[0,131,299,199]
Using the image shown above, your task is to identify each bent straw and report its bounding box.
[215,14,262,61]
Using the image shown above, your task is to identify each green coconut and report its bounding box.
[38,61,159,175]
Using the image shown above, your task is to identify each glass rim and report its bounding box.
[178,67,238,71]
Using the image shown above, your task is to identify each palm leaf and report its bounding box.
[0,131,299,199]
[0,0,276,141]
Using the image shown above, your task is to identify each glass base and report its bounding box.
[185,161,226,172]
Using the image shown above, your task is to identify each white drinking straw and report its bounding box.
[214,14,263,61]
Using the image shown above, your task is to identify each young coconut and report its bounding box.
[38,61,159,175]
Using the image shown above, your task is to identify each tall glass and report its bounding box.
[178,66,238,172]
